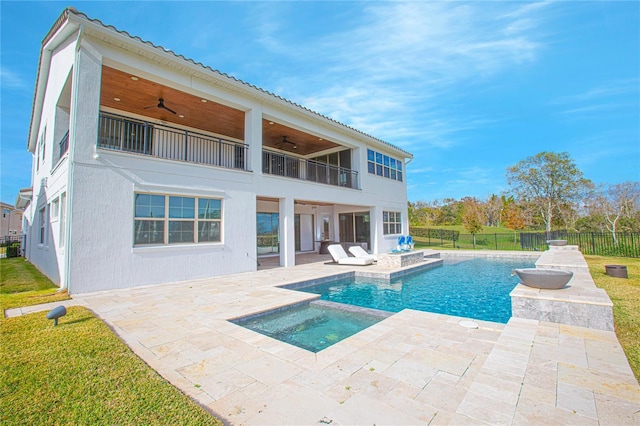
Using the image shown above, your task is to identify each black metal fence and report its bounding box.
[411,229,640,258]
[1,235,22,258]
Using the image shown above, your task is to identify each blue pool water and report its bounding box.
[295,257,535,323]
[231,301,389,352]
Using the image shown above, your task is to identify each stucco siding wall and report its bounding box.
[25,36,77,286]
[68,154,256,293]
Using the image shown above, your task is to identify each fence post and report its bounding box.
[495,233,498,250]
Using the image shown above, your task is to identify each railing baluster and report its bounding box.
[97,112,248,171]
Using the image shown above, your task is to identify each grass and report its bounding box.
[0,258,71,310]
[1,307,221,425]
[411,225,535,251]
[1,258,221,425]
[584,255,640,382]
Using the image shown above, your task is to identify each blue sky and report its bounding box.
[1,1,639,205]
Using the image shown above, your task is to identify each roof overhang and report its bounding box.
[27,8,413,160]
[15,188,33,210]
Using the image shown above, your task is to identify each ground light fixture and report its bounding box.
[46,305,67,326]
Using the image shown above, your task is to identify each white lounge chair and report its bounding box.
[348,245,376,261]
[327,244,374,266]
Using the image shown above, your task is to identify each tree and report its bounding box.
[593,181,640,243]
[506,152,591,238]
[502,197,526,243]
[484,194,503,227]
[461,197,485,248]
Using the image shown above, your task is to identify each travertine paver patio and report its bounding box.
[9,251,640,425]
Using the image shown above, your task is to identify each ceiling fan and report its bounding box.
[280,136,297,149]
[144,98,177,114]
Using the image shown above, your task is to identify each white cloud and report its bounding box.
[0,66,28,90]
[249,1,550,151]
[553,79,639,104]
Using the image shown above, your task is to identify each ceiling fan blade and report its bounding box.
[162,105,177,114]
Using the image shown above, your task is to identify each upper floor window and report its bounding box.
[134,193,222,246]
[367,149,402,182]
[50,198,59,221]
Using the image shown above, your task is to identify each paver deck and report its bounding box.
[7,251,640,425]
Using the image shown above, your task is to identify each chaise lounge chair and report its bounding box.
[348,245,376,262]
[328,244,374,266]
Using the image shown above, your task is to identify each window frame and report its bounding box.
[133,193,223,246]
[367,149,403,182]
[59,193,67,249]
[50,197,60,221]
[38,206,47,245]
[383,210,402,235]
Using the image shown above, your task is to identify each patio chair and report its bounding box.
[397,235,406,251]
[348,245,376,262]
[327,244,374,266]
[406,235,414,250]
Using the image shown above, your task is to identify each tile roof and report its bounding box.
[56,7,412,158]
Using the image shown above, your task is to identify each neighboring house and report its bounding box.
[0,202,23,239]
[21,8,413,294]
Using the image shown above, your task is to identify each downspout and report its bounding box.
[62,24,84,293]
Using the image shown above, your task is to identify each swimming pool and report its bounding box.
[231,300,390,352]
[292,257,535,323]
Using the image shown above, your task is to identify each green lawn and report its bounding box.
[412,225,526,251]
[1,258,221,425]
[1,307,221,425]
[584,255,640,382]
[0,258,70,310]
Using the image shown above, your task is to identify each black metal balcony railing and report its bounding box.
[97,112,249,171]
[262,149,359,189]
[59,130,69,159]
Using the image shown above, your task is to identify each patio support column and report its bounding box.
[245,104,262,173]
[370,205,380,254]
[279,197,295,267]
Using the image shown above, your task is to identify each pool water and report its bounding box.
[295,257,535,323]
[231,301,389,352]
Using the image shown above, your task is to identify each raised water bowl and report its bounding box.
[546,240,567,246]
[512,268,573,289]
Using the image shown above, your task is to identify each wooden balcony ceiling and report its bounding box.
[101,65,341,155]
[262,120,339,156]
[100,66,245,140]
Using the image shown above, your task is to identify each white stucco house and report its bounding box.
[21,8,413,294]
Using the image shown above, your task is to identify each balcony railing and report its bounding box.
[59,130,69,159]
[262,149,359,189]
[97,112,249,171]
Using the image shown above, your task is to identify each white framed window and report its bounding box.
[367,149,403,182]
[59,193,66,248]
[133,193,222,246]
[383,211,402,235]
[37,127,46,171]
[50,197,60,221]
[39,206,47,245]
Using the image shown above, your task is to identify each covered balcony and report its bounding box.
[97,65,359,185]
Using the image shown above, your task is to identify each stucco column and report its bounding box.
[244,105,262,174]
[279,197,295,267]
[370,205,380,254]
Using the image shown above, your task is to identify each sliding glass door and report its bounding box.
[338,212,370,250]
